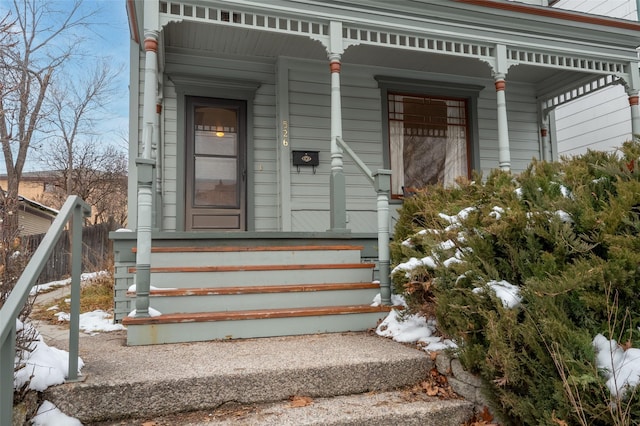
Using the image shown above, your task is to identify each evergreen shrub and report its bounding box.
[390,141,640,425]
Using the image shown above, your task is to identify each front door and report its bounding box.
[186,97,246,231]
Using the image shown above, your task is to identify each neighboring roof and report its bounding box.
[17,195,59,216]
[0,171,59,181]
[0,191,59,218]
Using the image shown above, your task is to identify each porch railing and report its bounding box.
[0,196,90,425]
[336,136,392,305]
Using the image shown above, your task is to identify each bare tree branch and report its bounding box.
[0,0,96,235]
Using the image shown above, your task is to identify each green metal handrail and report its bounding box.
[336,136,393,305]
[0,196,90,425]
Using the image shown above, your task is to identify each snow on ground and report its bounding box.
[14,272,126,424]
[31,400,82,426]
[55,310,126,335]
[14,320,84,392]
[30,271,108,295]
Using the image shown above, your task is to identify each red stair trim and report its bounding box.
[132,245,364,253]
[122,304,394,325]
[127,282,380,297]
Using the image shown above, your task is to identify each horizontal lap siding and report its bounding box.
[288,61,382,232]
[161,84,178,231]
[253,86,278,231]
[552,1,634,157]
[554,85,631,157]
[146,52,541,233]
[477,82,540,175]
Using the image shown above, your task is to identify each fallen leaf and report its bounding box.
[426,384,439,396]
[289,395,313,408]
[141,422,158,426]
[480,406,493,422]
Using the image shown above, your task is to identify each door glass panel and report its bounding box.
[192,105,240,208]
[194,157,238,207]
[194,107,237,133]
[195,131,237,156]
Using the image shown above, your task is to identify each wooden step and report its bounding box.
[122,243,384,344]
[123,304,392,325]
[143,264,376,288]
[127,282,381,313]
[133,245,365,267]
[122,305,394,345]
[127,282,380,296]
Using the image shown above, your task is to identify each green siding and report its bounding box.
[142,54,541,233]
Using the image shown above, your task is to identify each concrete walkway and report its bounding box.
[31,286,474,425]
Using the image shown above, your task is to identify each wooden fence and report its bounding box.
[23,222,117,284]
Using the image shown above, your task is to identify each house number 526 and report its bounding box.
[282,120,289,147]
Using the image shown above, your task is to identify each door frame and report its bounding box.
[185,96,247,231]
[172,75,260,232]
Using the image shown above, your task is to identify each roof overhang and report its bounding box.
[133,0,640,93]
[127,0,141,44]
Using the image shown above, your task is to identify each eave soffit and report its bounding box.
[138,0,639,87]
[151,0,640,56]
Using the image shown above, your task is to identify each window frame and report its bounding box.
[376,76,482,200]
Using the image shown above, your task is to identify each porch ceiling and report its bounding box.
[163,21,328,61]
[163,21,587,87]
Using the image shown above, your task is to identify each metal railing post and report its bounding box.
[374,170,392,305]
[67,204,84,381]
[1,323,16,426]
[0,196,90,421]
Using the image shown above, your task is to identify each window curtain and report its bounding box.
[444,100,467,187]
[390,120,405,195]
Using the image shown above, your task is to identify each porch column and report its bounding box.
[629,92,640,138]
[540,122,551,162]
[627,62,640,138]
[328,21,348,232]
[494,73,511,171]
[134,26,159,318]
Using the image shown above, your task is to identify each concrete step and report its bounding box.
[41,332,472,425]
[122,305,392,345]
[95,390,473,425]
[129,283,381,313]
[140,245,365,267]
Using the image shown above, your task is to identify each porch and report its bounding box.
[122,0,640,345]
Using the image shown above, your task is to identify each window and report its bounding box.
[387,92,470,197]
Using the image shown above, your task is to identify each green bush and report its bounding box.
[390,141,640,425]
